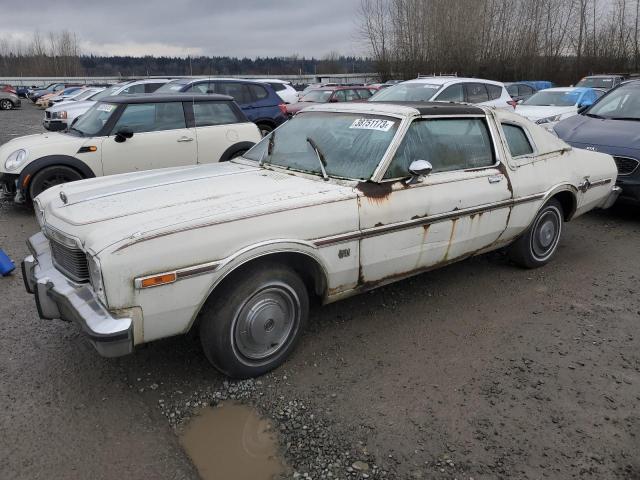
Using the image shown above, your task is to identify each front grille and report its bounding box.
[614,156,639,176]
[50,239,89,282]
[45,111,51,119]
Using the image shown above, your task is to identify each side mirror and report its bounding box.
[114,127,134,143]
[406,160,433,185]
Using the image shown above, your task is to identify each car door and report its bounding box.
[100,101,198,175]
[358,115,512,284]
[190,100,248,163]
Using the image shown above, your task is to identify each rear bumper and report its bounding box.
[22,232,133,357]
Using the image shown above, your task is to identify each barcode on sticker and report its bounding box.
[349,118,394,132]
[97,104,115,112]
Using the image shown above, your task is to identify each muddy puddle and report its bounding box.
[179,402,286,480]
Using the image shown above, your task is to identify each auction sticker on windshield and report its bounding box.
[96,104,115,112]
[349,118,395,132]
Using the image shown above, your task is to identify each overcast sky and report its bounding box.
[1,0,364,58]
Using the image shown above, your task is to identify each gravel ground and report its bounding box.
[1,102,639,480]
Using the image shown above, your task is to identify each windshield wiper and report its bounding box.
[610,117,640,122]
[259,131,275,166]
[306,137,328,180]
[585,113,604,119]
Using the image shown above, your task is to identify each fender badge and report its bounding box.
[60,191,68,204]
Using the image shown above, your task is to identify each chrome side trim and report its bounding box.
[134,260,222,289]
[313,192,546,247]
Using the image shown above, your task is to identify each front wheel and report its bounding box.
[0,99,13,110]
[28,165,83,201]
[508,199,563,269]
[199,263,309,378]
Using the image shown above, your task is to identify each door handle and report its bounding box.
[177,136,194,142]
[488,175,503,184]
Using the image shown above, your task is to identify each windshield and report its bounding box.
[243,112,400,180]
[523,91,580,106]
[69,102,117,136]
[75,89,100,101]
[90,85,120,101]
[587,86,640,119]
[576,77,615,89]
[155,80,190,93]
[300,90,333,102]
[370,83,441,102]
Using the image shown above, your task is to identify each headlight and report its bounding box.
[535,115,561,125]
[52,111,67,119]
[4,149,28,171]
[87,254,107,305]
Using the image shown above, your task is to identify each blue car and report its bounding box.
[156,78,287,136]
[555,80,640,204]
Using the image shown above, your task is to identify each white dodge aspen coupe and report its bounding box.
[22,102,620,378]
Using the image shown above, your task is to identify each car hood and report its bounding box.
[38,161,356,254]
[48,100,95,113]
[554,114,640,150]
[515,105,576,121]
[0,132,87,173]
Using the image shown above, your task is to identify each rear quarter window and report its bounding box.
[193,101,242,127]
[248,84,269,101]
[502,123,534,157]
[486,84,503,100]
[269,82,286,92]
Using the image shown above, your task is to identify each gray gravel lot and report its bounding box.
[1,101,639,479]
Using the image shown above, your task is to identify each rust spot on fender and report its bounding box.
[356,181,392,203]
[443,218,458,261]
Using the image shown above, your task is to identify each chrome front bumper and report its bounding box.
[601,186,622,209]
[22,232,133,357]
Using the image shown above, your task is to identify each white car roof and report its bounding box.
[302,101,488,118]
[255,79,291,84]
[403,77,505,87]
[539,87,580,93]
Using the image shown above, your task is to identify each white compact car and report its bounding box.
[43,79,172,132]
[515,87,603,131]
[21,102,619,378]
[1,94,261,202]
[370,76,516,110]
[256,79,299,104]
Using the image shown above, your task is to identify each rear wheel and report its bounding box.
[199,263,309,378]
[0,99,13,110]
[508,199,563,268]
[28,165,83,200]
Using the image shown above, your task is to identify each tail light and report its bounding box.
[507,99,517,109]
[278,103,287,115]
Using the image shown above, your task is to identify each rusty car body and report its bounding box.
[22,102,619,377]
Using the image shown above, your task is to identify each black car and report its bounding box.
[555,80,640,204]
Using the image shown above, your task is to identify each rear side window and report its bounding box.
[333,90,347,102]
[247,84,269,101]
[145,82,166,93]
[269,82,286,92]
[384,118,495,178]
[193,102,240,127]
[465,83,489,103]
[506,85,518,96]
[215,82,251,104]
[502,124,534,157]
[112,102,186,133]
[436,84,464,102]
[344,89,360,101]
[356,89,372,99]
[486,84,502,100]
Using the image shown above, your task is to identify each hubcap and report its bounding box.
[531,208,561,260]
[233,285,299,361]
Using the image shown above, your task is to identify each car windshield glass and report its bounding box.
[155,80,190,93]
[587,86,640,119]
[75,89,99,101]
[522,91,579,106]
[370,83,441,102]
[576,77,614,88]
[90,85,120,101]
[70,102,117,136]
[300,90,333,102]
[243,112,399,180]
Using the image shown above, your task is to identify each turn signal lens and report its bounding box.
[139,273,176,289]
